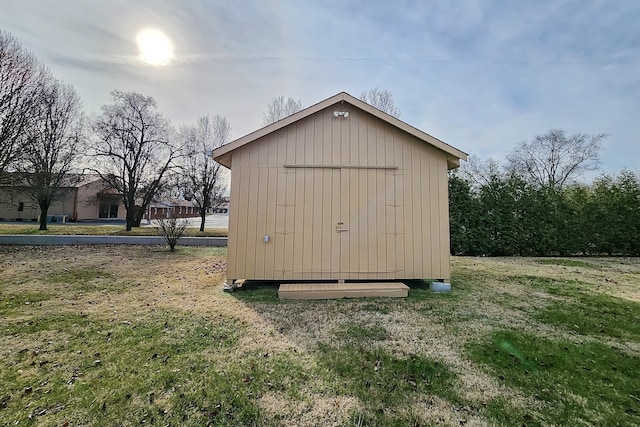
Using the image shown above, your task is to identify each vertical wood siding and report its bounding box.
[227,103,450,281]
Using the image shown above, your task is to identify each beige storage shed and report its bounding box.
[212,92,467,290]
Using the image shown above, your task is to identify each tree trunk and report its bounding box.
[199,208,206,232]
[132,205,144,227]
[125,195,140,231]
[200,193,210,232]
[38,201,49,231]
[125,208,134,231]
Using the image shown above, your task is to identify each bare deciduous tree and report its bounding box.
[17,76,84,230]
[0,31,43,183]
[89,91,180,231]
[507,129,606,189]
[180,115,230,231]
[359,88,401,118]
[263,96,303,125]
[456,154,504,188]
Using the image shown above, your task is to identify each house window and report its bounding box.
[99,203,119,218]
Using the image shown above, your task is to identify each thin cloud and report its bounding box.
[1,0,639,174]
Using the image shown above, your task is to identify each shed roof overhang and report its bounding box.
[212,92,468,170]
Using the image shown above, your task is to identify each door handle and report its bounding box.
[336,222,349,233]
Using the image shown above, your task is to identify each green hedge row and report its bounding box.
[449,170,640,256]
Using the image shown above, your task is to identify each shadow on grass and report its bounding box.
[317,343,467,425]
[467,330,640,426]
[231,279,463,304]
[227,277,478,425]
[0,308,301,426]
[230,281,281,303]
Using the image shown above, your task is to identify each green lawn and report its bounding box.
[1,247,638,426]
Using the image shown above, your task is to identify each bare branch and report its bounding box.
[457,154,504,188]
[178,115,230,231]
[14,75,85,230]
[263,96,303,125]
[359,88,401,118]
[506,129,605,189]
[155,212,190,252]
[87,91,178,230]
[0,31,44,182]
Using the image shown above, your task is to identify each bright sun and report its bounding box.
[136,28,174,66]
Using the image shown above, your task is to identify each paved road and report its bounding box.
[1,213,230,229]
[142,213,230,229]
[0,213,230,246]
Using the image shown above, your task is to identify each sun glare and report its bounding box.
[136,28,174,66]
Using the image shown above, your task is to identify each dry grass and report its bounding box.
[1,248,639,426]
[460,256,640,302]
[0,223,228,237]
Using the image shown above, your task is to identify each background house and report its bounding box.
[213,92,467,288]
[0,175,126,222]
[143,199,200,220]
[212,196,229,213]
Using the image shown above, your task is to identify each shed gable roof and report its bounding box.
[212,92,467,169]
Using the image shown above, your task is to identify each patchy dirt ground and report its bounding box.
[1,247,638,426]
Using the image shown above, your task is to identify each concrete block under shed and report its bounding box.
[429,282,452,292]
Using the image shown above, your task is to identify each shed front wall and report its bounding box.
[227,103,450,281]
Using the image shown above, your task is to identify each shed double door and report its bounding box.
[291,167,398,280]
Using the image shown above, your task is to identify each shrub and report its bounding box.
[155,213,189,251]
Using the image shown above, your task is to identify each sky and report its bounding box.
[2,0,639,177]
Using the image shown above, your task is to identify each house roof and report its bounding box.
[149,199,197,209]
[62,174,103,188]
[0,173,103,188]
[212,91,468,170]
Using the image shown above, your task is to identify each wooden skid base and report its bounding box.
[278,282,409,300]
